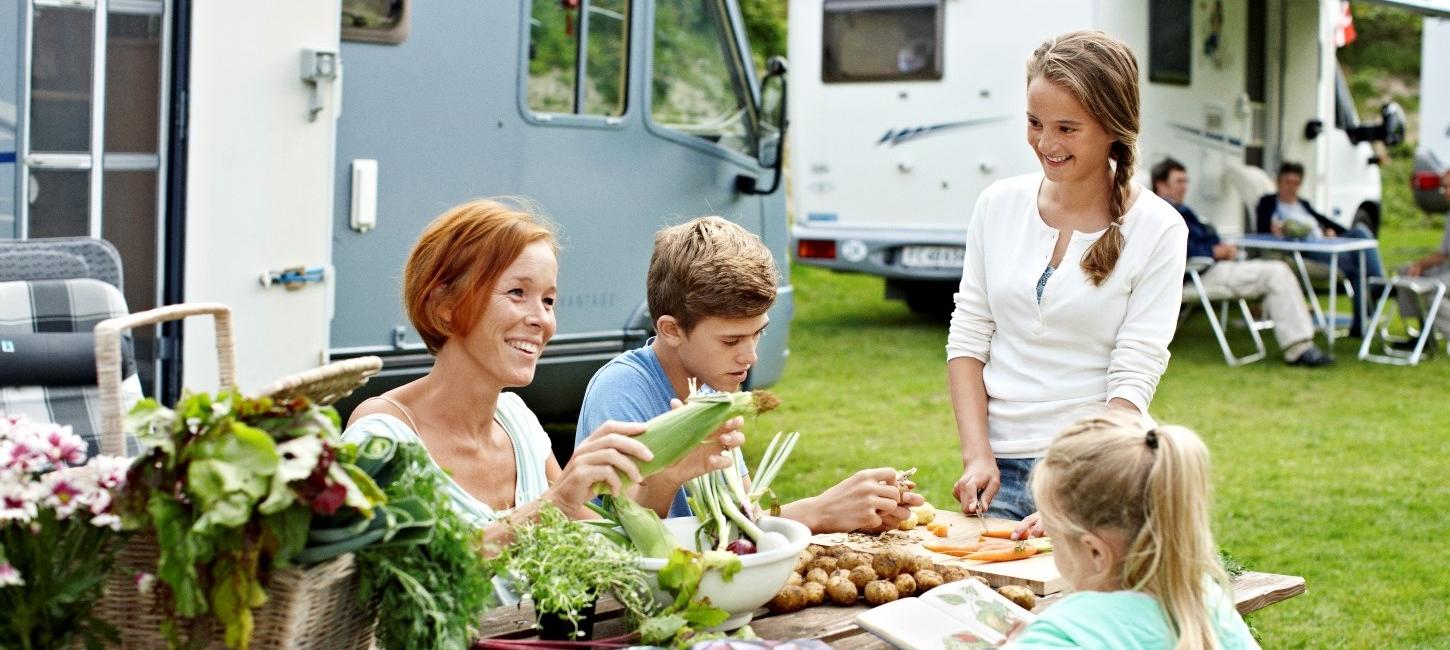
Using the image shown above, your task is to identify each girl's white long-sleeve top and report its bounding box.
[946,173,1188,458]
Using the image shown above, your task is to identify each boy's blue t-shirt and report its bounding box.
[1005,582,1260,650]
[575,341,694,517]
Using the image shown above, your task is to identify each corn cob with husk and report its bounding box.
[602,380,779,491]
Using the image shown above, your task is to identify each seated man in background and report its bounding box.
[1398,168,1450,340]
[1154,159,1332,366]
[1255,161,1384,337]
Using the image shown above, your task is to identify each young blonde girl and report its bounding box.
[1005,411,1259,650]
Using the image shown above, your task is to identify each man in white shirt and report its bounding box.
[1254,162,1385,336]
[1153,159,1331,366]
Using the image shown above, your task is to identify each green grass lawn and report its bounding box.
[744,222,1450,648]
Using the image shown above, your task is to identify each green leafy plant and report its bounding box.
[122,391,384,649]
[352,438,498,649]
[494,503,656,639]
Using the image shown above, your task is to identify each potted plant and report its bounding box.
[0,416,129,650]
[493,504,656,641]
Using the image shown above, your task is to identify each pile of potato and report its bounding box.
[767,543,975,614]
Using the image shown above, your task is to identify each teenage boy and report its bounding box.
[576,216,921,532]
[1153,158,1331,366]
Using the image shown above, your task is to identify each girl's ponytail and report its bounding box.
[1125,426,1226,650]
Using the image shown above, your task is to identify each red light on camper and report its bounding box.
[1413,171,1442,191]
[797,239,837,260]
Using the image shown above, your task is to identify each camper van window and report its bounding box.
[820,0,942,83]
[342,0,409,44]
[527,0,630,117]
[1334,67,1360,130]
[1148,0,1191,85]
[650,0,756,155]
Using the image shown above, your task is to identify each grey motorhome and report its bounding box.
[1,1,791,435]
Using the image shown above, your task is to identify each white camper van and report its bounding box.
[1413,15,1450,213]
[787,0,1435,313]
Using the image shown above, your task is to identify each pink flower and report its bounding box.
[133,572,156,595]
[0,562,23,587]
[0,481,38,523]
[2,438,45,473]
[43,427,87,467]
[90,513,121,530]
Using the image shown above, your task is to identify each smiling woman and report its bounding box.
[338,198,710,549]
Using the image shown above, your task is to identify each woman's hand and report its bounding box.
[545,420,651,512]
[954,456,1000,515]
[1011,511,1046,540]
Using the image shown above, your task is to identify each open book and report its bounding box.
[854,579,1036,650]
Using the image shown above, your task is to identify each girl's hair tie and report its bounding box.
[1145,429,1159,449]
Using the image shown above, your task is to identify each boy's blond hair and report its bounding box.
[1031,411,1226,650]
[647,216,778,332]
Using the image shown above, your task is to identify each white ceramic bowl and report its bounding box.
[636,515,810,630]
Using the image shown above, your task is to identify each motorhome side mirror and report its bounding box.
[1378,102,1406,147]
[1304,119,1324,141]
[736,56,790,195]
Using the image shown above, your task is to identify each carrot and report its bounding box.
[964,546,1038,563]
[931,524,950,537]
[981,529,1018,539]
[923,540,982,555]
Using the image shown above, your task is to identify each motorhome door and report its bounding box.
[178,0,341,391]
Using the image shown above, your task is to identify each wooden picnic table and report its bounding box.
[475,571,1305,648]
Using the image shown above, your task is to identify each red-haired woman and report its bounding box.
[343,198,741,548]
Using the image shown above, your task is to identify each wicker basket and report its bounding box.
[90,303,383,649]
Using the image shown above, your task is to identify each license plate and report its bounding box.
[900,245,965,269]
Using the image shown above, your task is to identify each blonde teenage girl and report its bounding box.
[1004,411,1259,649]
[948,30,1188,524]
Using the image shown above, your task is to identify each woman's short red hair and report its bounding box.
[403,198,557,354]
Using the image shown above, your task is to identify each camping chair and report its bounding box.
[1,278,145,455]
[1358,275,1447,366]
[1181,257,1269,366]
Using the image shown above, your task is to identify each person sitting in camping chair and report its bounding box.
[1153,159,1332,366]
[1396,168,1450,341]
[1255,161,1385,337]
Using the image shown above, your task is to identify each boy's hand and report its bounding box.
[784,468,909,533]
[1270,221,1284,237]
[658,398,744,482]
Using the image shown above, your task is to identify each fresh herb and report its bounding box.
[495,504,656,639]
[122,391,383,649]
[353,439,497,649]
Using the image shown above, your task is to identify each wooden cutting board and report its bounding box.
[809,509,1067,596]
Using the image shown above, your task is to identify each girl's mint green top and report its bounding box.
[1005,581,1260,650]
[341,391,553,527]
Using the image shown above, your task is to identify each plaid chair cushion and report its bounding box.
[0,278,142,457]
